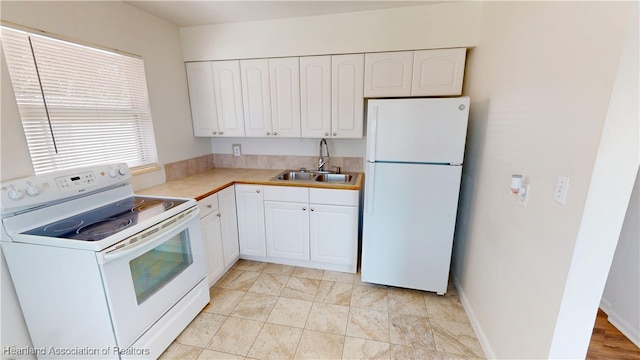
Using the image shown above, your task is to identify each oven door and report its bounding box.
[97,206,206,348]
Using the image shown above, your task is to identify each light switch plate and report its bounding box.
[553,176,570,205]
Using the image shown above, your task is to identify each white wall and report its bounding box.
[549,5,639,356]
[0,1,211,189]
[601,170,640,347]
[180,2,481,61]
[454,2,635,358]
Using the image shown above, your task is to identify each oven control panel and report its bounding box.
[1,163,131,216]
[55,171,98,191]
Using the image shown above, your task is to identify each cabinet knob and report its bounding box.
[219,131,224,135]
[324,132,329,136]
[217,213,221,217]
[333,132,337,136]
[212,131,217,135]
[302,207,307,211]
[273,132,278,136]
[206,204,212,208]
[256,189,261,193]
[266,132,271,135]
[311,208,315,211]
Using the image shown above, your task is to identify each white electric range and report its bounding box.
[1,163,209,359]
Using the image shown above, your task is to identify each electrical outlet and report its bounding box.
[232,144,241,157]
[553,175,570,205]
[518,184,530,208]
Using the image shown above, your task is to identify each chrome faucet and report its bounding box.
[318,138,330,172]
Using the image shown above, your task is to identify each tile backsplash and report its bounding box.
[164,154,215,181]
[164,154,363,182]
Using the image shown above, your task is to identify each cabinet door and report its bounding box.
[269,57,301,138]
[331,54,364,139]
[309,204,358,271]
[412,48,466,96]
[300,56,331,138]
[364,51,413,97]
[201,211,225,286]
[211,60,245,137]
[218,186,240,268]
[186,62,219,137]
[235,185,266,257]
[241,59,273,137]
[264,201,310,260]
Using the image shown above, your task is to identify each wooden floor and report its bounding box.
[586,309,640,360]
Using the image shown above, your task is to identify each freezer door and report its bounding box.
[366,97,469,164]
[361,162,462,294]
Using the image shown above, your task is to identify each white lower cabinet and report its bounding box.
[264,201,310,260]
[235,184,267,257]
[218,186,240,268]
[241,185,359,273]
[200,209,225,286]
[264,186,310,261]
[309,204,358,268]
[198,186,240,287]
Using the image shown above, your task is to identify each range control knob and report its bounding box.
[7,186,23,200]
[118,167,127,176]
[25,182,40,197]
[108,168,118,178]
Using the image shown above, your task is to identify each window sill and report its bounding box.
[131,164,161,176]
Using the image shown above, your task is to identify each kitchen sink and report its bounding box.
[271,170,357,185]
[275,171,316,181]
[314,173,353,183]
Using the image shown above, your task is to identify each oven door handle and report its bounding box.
[101,207,199,263]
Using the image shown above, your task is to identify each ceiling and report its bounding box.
[125,1,437,27]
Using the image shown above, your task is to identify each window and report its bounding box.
[1,26,159,174]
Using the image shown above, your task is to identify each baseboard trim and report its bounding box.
[452,271,496,359]
[600,297,640,347]
[607,309,640,348]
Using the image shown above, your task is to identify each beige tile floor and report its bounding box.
[160,260,485,360]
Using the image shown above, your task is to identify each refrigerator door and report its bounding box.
[361,162,462,294]
[366,97,469,164]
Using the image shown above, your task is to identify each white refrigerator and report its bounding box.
[361,97,470,295]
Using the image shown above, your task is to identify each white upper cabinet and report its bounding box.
[211,61,245,136]
[363,48,466,98]
[186,62,218,137]
[269,57,301,137]
[331,54,364,139]
[364,51,414,97]
[186,61,244,137]
[187,48,465,139]
[241,59,273,137]
[300,56,332,138]
[411,48,466,96]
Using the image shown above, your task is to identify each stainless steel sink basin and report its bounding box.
[271,170,357,185]
[275,171,316,181]
[315,173,353,183]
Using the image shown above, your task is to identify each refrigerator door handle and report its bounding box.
[366,104,378,162]
[365,162,375,213]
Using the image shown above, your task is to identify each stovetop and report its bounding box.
[23,196,188,241]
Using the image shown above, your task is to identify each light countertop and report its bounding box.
[138,168,363,201]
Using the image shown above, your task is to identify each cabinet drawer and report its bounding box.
[310,188,359,206]
[264,186,309,203]
[198,193,219,217]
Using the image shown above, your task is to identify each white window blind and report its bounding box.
[1,26,158,174]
